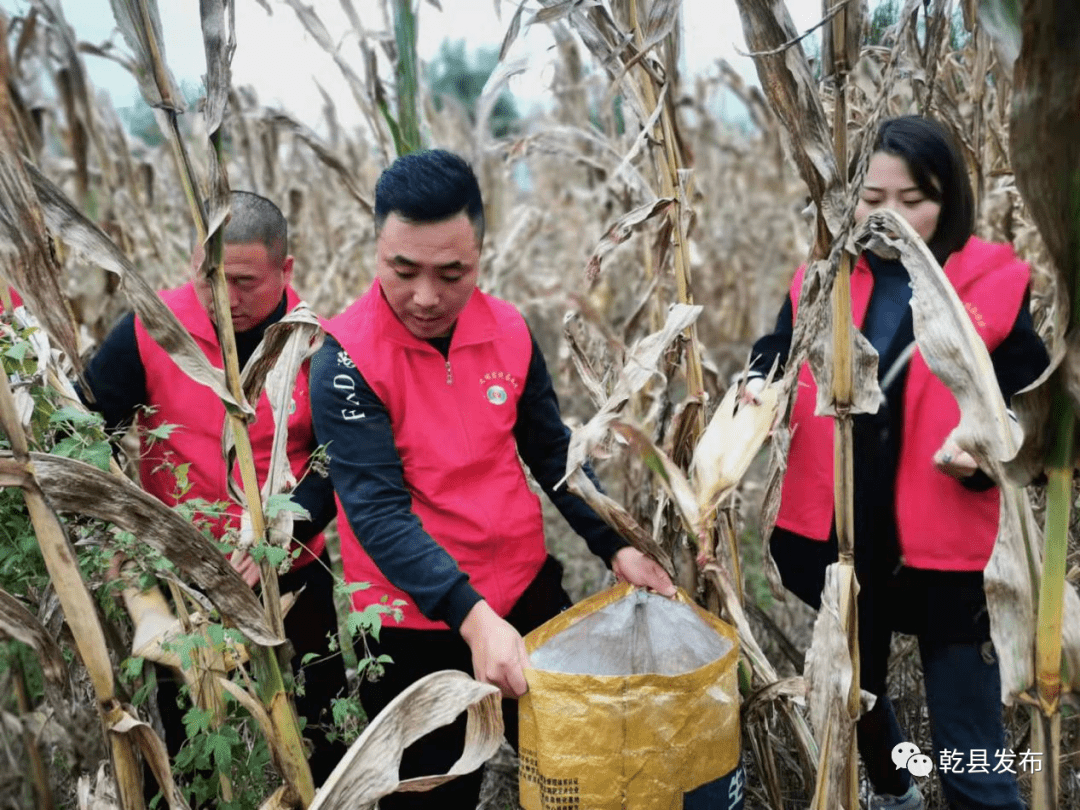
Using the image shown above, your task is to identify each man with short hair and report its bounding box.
[81,190,346,786]
[310,150,674,809]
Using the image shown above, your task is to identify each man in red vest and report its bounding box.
[310,150,675,809]
[80,191,346,787]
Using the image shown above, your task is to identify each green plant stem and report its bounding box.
[391,0,421,154]
[1036,391,1074,716]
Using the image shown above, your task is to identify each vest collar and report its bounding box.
[173,281,299,345]
[368,278,498,350]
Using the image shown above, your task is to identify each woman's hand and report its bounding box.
[933,433,979,480]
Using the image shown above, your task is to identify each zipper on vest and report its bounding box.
[445,359,453,385]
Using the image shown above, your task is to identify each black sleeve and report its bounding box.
[748,296,793,377]
[962,293,1051,492]
[513,331,628,565]
[289,468,337,544]
[78,312,147,431]
[991,291,1050,404]
[309,336,482,631]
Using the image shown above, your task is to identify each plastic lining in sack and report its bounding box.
[530,587,733,676]
[519,582,743,810]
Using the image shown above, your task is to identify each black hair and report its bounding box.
[222,190,289,264]
[872,116,974,263]
[374,149,485,245]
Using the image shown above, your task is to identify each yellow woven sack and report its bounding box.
[518,582,741,810]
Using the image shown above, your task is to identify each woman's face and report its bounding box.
[855,151,942,244]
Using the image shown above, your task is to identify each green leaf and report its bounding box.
[48,406,103,428]
[334,580,372,596]
[265,492,311,520]
[145,423,178,441]
[4,340,31,362]
[206,623,225,647]
[182,706,213,738]
[50,436,83,459]
[81,441,113,471]
[210,733,232,773]
[250,544,289,568]
[122,656,145,680]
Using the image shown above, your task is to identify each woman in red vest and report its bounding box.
[747,116,1047,810]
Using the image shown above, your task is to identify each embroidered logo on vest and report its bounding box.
[478,370,520,407]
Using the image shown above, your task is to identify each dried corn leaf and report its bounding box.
[803,562,858,810]
[269,112,374,214]
[565,466,675,574]
[0,587,66,686]
[565,302,700,479]
[733,0,845,236]
[855,209,1080,697]
[108,0,184,110]
[0,464,114,700]
[611,419,701,537]
[804,257,881,419]
[199,0,235,136]
[217,676,286,774]
[229,306,324,557]
[281,0,389,159]
[0,452,281,647]
[0,50,84,376]
[855,210,1015,466]
[77,763,120,810]
[25,163,247,412]
[475,57,526,144]
[310,670,503,809]
[498,0,525,60]
[108,709,191,810]
[585,197,674,284]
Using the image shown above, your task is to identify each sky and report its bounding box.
[3,0,826,126]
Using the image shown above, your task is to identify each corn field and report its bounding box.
[0,0,1077,808]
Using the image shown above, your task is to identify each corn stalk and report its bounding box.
[388,0,421,155]
[108,0,315,803]
[0,378,152,810]
[1002,0,1080,804]
[819,0,863,806]
[733,0,877,806]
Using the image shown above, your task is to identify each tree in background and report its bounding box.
[427,39,519,138]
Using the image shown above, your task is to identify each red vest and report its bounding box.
[133,283,325,567]
[326,281,547,630]
[776,237,1030,570]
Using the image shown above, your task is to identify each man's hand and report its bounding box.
[459,600,531,698]
[933,432,979,480]
[737,376,767,407]
[612,547,677,596]
[229,550,261,587]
